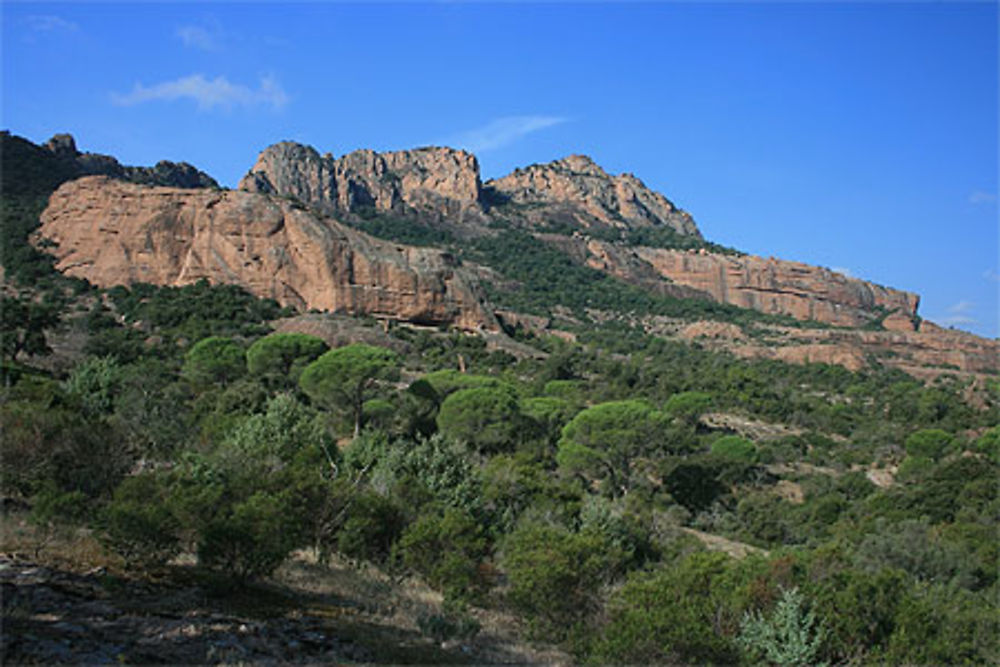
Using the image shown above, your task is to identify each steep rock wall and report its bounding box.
[238,142,483,221]
[38,176,498,331]
[630,245,918,328]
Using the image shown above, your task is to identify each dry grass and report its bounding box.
[0,512,125,574]
[1,521,569,665]
[275,550,572,665]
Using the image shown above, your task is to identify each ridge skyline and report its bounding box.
[3,3,995,337]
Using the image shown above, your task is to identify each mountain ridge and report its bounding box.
[11,131,998,379]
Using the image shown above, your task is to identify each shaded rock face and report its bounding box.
[485,155,702,237]
[38,177,497,331]
[239,142,483,221]
[35,132,219,189]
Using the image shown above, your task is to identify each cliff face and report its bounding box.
[632,246,920,329]
[38,176,497,331]
[539,235,919,329]
[238,142,483,221]
[25,134,997,380]
[485,155,702,237]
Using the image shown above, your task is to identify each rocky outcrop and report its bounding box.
[239,142,483,221]
[0,556,375,665]
[38,176,497,331]
[677,316,999,378]
[538,234,712,301]
[37,132,218,189]
[485,155,701,237]
[563,239,918,329]
[239,141,704,240]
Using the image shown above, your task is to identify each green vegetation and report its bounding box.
[589,223,744,256]
[738,587,828,667]
[466,230,811,327]
[3,291,996,663]
[0,132,79,286]
[2,132,998,663]
[352,209,457,247]
[299,344,400,436]
[246,332,328,386]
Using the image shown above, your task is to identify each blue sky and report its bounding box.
[3,1,997,337]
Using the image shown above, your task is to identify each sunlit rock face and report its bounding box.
[39,176,498,331]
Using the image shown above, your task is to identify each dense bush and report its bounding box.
[501,520,626,639]
[101,473,181,570]
[246,332,328,386]
[437,386,525,454]
[395,507,489,602]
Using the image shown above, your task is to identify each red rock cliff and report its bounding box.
[38,176,498,331]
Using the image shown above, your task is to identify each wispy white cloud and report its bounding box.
[830,266,854,278]
[936,299,978,327]
[969,190,997,205]
[111,74,288,111]
[176,25,220,51]
[445,115,568,153]
[983,268,1000,283]
[24,14,79,33]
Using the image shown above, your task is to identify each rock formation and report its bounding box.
[485,154,701,237]
[38,176,497,331]
[22,133,997,380]
[676,315,999,378]
[239,142,483,222]
[632,245,919,329]
[35,132,219,189]
[239,141,704,239]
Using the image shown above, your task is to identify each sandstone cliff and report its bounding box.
[535,234,919,329]
[25,134,997,380]
[238,141,705,240]
[238,142,484,222]
[38,176,497,331]
[485,155,701,237]
[632,245,919,329]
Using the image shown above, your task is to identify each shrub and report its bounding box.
[395,507,489,602]
[501,521,625,639]
[198,491,296,581]
[101,474,180,570]
[710,435,758,463]
[738,587,828,667]
[335,491,405,565]
[589,552,742,664]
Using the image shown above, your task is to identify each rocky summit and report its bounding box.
[239,142,484,223]
[34,131,219,189]
[485,154,701,237]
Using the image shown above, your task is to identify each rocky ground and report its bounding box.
[1,521,568,666]
[2,555,388,665]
